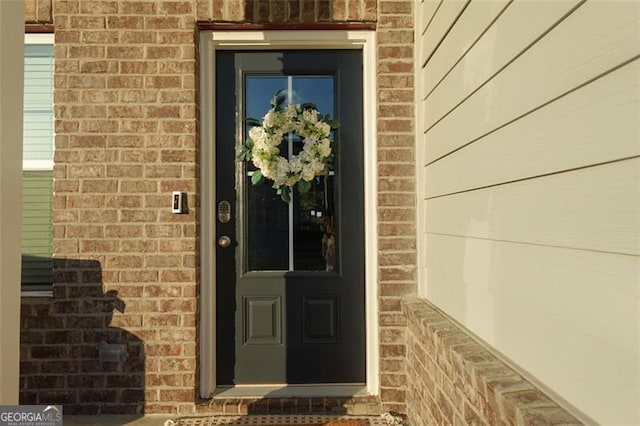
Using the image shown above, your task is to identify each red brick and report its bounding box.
[80,90,117,104]
[120,61,158,74]
[144,76,181,89]
[107,105,144,118]
[121,120,158,133]
[121,31,157,44]
[363,0,377,21]
[144,16,182,29]
[107,16,144,29]
[119,210,157,223]
[79,210,118,224]
[80,60,118,73]
[80,120,118,133]
[68,75,106,88]
[145,46,182,60]
[378,30,414,45]
[160,270,195,283]
[158,31,194,45]
[120,2,157,14]
[81,30,119,44]
[378,14,413,29]
[105,195,142,208]
[106,165,143,178]
[106,46,144,59]
[69,16,105,29]
[120,180,158,193]
[120,272,158,284]
[160,2,193,14]
[147,106,181,119]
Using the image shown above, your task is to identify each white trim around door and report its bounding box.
[198,30,378,399]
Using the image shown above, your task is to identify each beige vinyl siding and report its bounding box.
[416,1,640,424]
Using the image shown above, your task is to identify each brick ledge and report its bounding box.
[401,297,582,425]
[195,396,382,416]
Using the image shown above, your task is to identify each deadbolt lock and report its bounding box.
[218,200,231,223]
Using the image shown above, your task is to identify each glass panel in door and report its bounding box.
[244,75,338,272]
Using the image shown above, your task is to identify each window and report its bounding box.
[22,34,54,295]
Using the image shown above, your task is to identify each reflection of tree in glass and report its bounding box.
[299,188,323,213]
[322,216,336,272]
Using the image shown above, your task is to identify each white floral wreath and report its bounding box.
[236,90,339,202]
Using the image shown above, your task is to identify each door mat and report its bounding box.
[165,413,406,426]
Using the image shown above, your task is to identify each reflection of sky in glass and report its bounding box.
[245,76,334,121]
[246,76,287,121]
[292,77,334,116]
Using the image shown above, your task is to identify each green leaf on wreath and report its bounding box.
[246,117,261,127]
[251,170,263,185]
[300,102,317,111]
[271,89,286,110]
[280,187,291,203]
[297,180,311,194]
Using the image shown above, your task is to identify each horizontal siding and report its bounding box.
[424,0,639,164]
[426,158,639,256]
[420,0,510,100]
[22,171,53,286]
[416,0,441,37]
[23,44,54,163]
[423,233,640,423]
[417,0,640,424]
[420,0,469,66]
[425,59,640,197]
[421,0,582,127]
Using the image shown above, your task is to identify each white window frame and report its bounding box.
[199,30,379,398]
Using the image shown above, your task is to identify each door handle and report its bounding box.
[218,236,232,248]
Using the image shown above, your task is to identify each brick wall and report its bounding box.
[22,0,200,414]
[403,298,582,425]
[20,0,417,416]
[25,0,53,24]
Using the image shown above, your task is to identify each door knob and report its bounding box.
[218,236,232,248]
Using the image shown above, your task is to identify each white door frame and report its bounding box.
[199,30,378,398]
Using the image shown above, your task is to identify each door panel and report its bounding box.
[215,50,365,384]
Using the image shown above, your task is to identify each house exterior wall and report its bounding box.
[403,298,581,425]
[415,0,639,424]
[19,0,416,416]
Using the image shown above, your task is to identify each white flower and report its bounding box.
[289,155,303,173]
[301,164,315,181]
[303,109,318,124]
[263,110,279,128]
[319,138,331,157]
[315,121,331,137]
[240,98,336,200]
[284,105,297,121]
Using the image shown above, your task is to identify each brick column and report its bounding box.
[0,0,24,405]
[376,0,416,414]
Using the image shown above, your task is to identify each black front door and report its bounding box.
[215,50,365,384]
